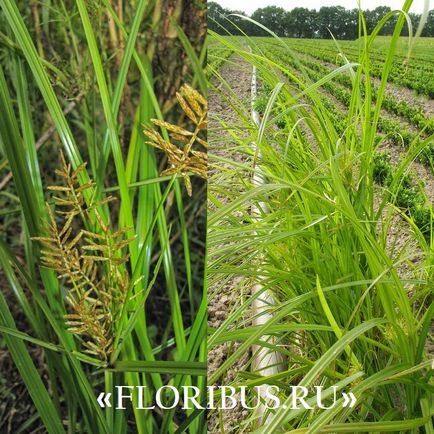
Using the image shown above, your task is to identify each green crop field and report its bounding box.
[249,35,434,235]
[208,7,434,433]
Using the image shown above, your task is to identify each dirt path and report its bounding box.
[207,54,253,433]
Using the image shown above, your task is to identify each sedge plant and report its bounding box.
[0,1,207,433]
[207,1,433,432]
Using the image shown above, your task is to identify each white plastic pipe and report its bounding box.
[249,47,284,424]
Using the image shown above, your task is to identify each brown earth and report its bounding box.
[207,54,253,433]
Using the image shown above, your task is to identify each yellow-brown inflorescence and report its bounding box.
[143,84,207,196]
[32,152,140,362]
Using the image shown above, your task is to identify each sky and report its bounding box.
[212,0,430,15]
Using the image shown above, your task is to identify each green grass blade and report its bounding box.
[174,22,207,94]
[75,0,137,260]
[0,292,65,434]
[0,0,88,179]
[112,360,206,376]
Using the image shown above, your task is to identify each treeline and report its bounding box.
[208,2,434,39]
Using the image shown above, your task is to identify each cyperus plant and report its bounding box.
[32,152,140,362]
[144,83,207,196]
[0,0,207,431]
[207,1,433,431]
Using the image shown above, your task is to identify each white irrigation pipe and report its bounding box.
[249,47,283,424]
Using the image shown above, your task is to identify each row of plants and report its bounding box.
[290,50,434,135]
[272,35,434,66]
[285,36,434,73]
[207,39,233,77]
[319,93,433,236]
[254,48,433,238]
[310,91,433,238]
[276,48,434,169]
[277,37,434,97]
[285,37,434,70]
[373,153,432,235]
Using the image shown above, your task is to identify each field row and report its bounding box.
[265,43,434,160]
[256,37,434,97]
[251,41,433,237]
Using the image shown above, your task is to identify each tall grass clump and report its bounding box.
[0,1,206,433]
[208,0,433,432]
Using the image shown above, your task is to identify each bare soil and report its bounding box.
[0,259,41,433]
[208,54,252,433]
